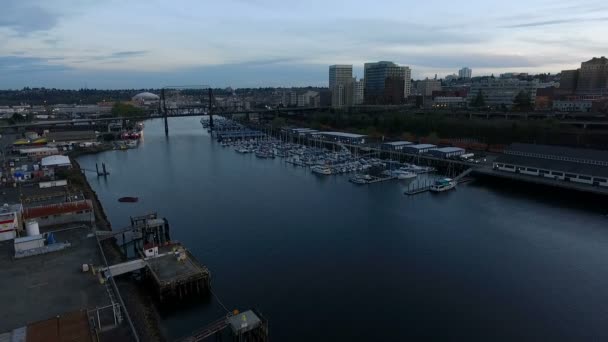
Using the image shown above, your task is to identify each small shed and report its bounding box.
[14,235,45,253]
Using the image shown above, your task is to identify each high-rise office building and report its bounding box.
[364,61,407,105]
[329,65,354,107]
[458,67,472,79]
[353,78,365,105]
[576,57,608,93]
[403,66,412,97]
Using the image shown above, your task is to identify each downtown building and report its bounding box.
[559,57,608,95]
[458,67,472,79]
[416,78,442,97]
[329,65,354,108]
[467,78,539,109]
[364,61,409,105]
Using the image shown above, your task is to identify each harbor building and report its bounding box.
[401,144,437,154]
[23,200,95,228]
[317,132,366,145]
[382,141,413,151]
[18,147,60,159]
[493,143,608,187]
[428,147,466,159]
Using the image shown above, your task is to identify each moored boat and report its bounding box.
[118,197,139,203]
[430,178,456,192]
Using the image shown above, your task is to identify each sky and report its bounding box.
[1,0,607,89]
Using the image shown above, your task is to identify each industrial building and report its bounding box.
[428,147,466,159]
[0,204,23,241]
[23,200,94,228]
[41,155,72,169]
[493,143,608,187]
[18,147,59,159]
[382,141,413,151]
[317,132,367,145]
[401,144,437,154]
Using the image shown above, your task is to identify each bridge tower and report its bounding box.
[161,88,169,136]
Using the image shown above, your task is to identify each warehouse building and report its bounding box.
[382,141,413,151]
[493,143,608,187]
[318,132,367,145]
[18,147,59,159]
[401,144,437,154]
[428,147,466,159]
[23,200,94,228]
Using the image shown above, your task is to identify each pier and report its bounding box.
[96,213,211,303]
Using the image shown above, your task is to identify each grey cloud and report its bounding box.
[82,50,149,62]
[503,17,608,28]
[0,56,70,74]
[0,1,59,34]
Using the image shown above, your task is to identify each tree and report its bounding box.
[111,102,144,117]
[470,90,486,108]
[513,91,532,112]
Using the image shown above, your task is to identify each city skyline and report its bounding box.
[1,0,608,88]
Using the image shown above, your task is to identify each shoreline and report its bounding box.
[72,155,167,342]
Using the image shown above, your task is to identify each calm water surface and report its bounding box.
[78,117,608,341]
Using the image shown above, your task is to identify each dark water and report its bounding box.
[78,117,608,341]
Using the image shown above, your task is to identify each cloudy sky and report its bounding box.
[1,0,607,89]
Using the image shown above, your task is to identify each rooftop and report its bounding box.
[408,144,436,149]
[496,154,608,178]
[431,147,465,152]
[384,141,412,146]
[228,310,262,334]
[18,147,59,154]
[41,155,71,167]
[506,143,608,163]
[321,132,367,138]
[23,200,92,220]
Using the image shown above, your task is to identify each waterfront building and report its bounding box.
[467,78,539,109]
[416,78,442,97]
[382,141,413,151]
[18,147,60,159]
[401,144,437,154]
[317,132,366,145]
[23,200,95,228]
[428,147,466,159]
[364,61,407,105]
[459,67,472,79]
[493,143,608,187]
[0,204,23,241]
[329,65,354,108]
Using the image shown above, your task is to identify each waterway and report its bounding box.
[78,116,608,341]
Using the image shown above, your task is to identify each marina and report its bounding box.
[200,116,446,186]
[75,117,608,341]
